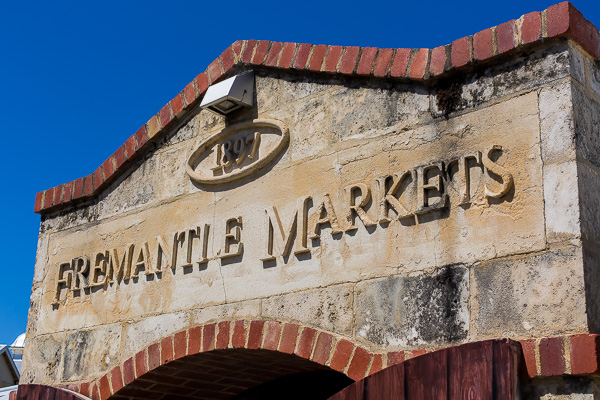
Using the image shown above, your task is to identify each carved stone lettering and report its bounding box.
[90,251,108,287]
[72,256,90,293]
[185,225,210,267]
[482,146,514,200]
[222,217,243,259]
[52,262,72,305]
[107,245,134,283]
[309,194,344,239]
[50,146,515,304]
[187,119,289,185]
[415,162,448,215]
[376,171,413,223]
[132,242,151,278]
[345,183,376,231]
[261,196,312,262]
[457,152,482,205]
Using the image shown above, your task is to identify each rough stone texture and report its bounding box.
[19,333,63,385]
[572,66,600,334]
[190,299,261,326]
[586,57,600,98]
[23,39,600,395]
[96,156,157,220]
[40,204,98,234]
[61,324,122,382]
[355,265,469,348]
[433,44,574,116]
[261,284,354,336]
[120,312,188,361]
[521,376,600,399]
[473,247,587,338]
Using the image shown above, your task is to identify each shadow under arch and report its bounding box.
[87,319,385,400]
[111,348,353,399]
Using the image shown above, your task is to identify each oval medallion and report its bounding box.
[187,118,289,185]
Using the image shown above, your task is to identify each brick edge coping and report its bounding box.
[34,319,600,400]
[34,1,600,215]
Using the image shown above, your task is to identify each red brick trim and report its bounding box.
[78,320,385,400]
[34,1,600,214]
[46,331,600,400]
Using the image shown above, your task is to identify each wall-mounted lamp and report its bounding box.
[200,71,254,115]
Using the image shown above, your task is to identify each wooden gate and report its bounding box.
[15,384,91,400]
[329,339,521,400]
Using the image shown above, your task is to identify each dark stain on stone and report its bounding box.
[62,330,90,380]
[436,81,463,117]
[356,265,467,346]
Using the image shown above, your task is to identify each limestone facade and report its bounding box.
[22,3,600,398]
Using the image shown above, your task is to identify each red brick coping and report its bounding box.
[34,1,599,215]
[47,319,600,400]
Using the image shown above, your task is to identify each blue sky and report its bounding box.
[0,0,597,345]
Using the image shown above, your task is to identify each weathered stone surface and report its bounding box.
[355,265,469,347]
[330,84,430,143]
[19,334,63,384]
[191,299,261,325]
[261,284,354,335]
[543,161,581,243]
[61,324,122,381]
[32,233,50,284]
[578,160,600,249]
[255,75,282,113]
[473,247,587,338]
[586,56,600,98]
[570,44,586,85]
[521,376,598,399]
[36,85,546,335]
[24,40,600,395]
[436,45,572,116]
[97,156,157,220]
[539,81,576,165]
[573,84,600,169]
[121,312,188,360]
[156,144,189,200]
[40,204,98,234]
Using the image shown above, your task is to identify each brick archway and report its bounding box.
[76,320,387,400]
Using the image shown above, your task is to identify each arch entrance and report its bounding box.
[109,348,352,400]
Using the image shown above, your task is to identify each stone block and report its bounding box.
[330,84,431,143]
[97,156,157,221]
[473,247,587,338]
[19,334,63,384]
[446,45,572,115]
[190,299,261,325]
[40,204,98,234]
[281,77,332,103]
[121,312,189,361]
[586,56,600,97]
[521,376,596,399]
[543,161,582,243]
[32,234,50,284]
[355,265,469,347]
[255,76,282,113]
[61,324,122,382]
[578,160,600,246]
[157,145,189,200]
[573,83,600,168]
[261,284,354,336]
[569,44,586,84]
[539,81,576,165]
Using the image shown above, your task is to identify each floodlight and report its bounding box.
[200,71,254,115]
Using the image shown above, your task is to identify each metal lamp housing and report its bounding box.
[200,71,254,115]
